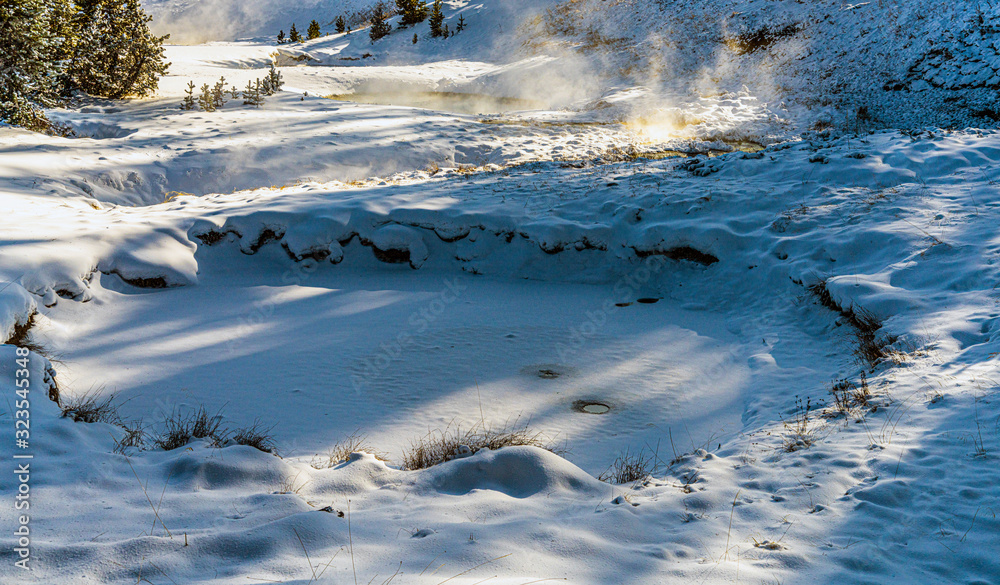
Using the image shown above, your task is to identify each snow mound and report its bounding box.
[0,282,37,342]
[0,344,59,403]
[161,444,294,491]
[368,224,429,269]
[422,446,607,498]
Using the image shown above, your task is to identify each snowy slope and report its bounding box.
[143,0,374,43]
[144,0,1000,129]
[3,128,1000,584]
[2,1,1000,584]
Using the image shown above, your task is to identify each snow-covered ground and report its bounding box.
[2,1,1000,584]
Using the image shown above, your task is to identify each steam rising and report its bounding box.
[143,0,368,43]
[145,0,782,141]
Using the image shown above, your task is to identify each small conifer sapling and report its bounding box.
[198,84,216,112]
[263,65,283,95]
[181,81,196,110]
[243,79,264,107]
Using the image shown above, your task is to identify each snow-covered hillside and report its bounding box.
[148,0,1000,129]
[142,0,376,43]
[2,1,1000,584]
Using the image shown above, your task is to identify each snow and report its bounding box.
[0,283,37,341]
[3,0,1000,584]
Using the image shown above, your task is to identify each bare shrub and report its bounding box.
[5,312,56,360]
[402,420,555,470]
[190,406,225,439]
[598,447,653,484]
[828,372,874,419]
[113,420,148,454]
[231,420,277,454]
[807,280,899,370]
[807,280,842,313]
[850,306,899,370]
[154,407,226,450]
[61,391,121,424]
[782,397,815,452]
[310,431,387,469]
[275,471,309,494]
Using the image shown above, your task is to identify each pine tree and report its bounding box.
[229,85,240,100]
[195,84,213,111]
[307,19,321,40]
[180,80,196,110]
[277,29,285,44]
[212,76,227,109]
[265,65,283,95]
[243,78,264,107]
[396,0,427,26]
[48,0,80,63]
[243,79,256,106]
[456,15,465,32]
[442,23,449,38]
[413,33,418,44]
[0,0,67,130]
[335,15,346,33]
[289,23,302,42]
[67,0,170,99]
[428,0,444,38]
[254,79,265,107]
[369,2,391,43]
[197,83,215,112]
[2,0,172,131]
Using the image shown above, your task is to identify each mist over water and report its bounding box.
[327,91,546,116]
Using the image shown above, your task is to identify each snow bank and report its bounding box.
[0,283,37,342]
[422,446,606,498]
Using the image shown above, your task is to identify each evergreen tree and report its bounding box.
[228,85,240,100]
[307,19,321,40]
[243,79,256,106]
[413,33,418,44]
[0,0,66,130]
[442,23,449,38]
[335,15,346,33]
[455,15,465,32]
[2,0,170,131]
[243,78,264,107]
[264,65,283,95]
[198,83,215,112]
[289,23,301,42]
[428,0,444,38]
[212,76,227,109]
[396,0,427,26]
[180,80,196,110]
[67,0,169,99]
[48,0,80,63]
[277,29,285,44]
[368,2,391,43]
